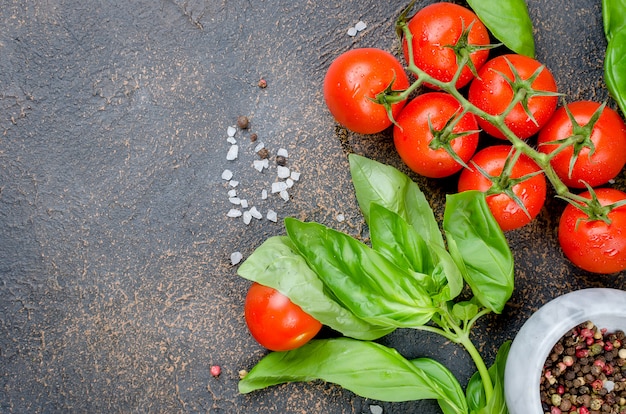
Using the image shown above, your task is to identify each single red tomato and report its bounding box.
[458,145,547,231]
[402,2,490,89]
[468,54,558,139]
[558,188,626,274]
[244,282,322,351]
[323,48,410,134]
[537,101,626,188]
[393,92,479,178]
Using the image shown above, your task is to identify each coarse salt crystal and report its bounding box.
[229,197,241,205]
[227,136,237,145]
[227,125,237,137]
[279,190,289,201]
[261,189,267,199]
[226,144,239,161]
[253,159,266,172]
[271,181,288,193]
[290,171,301,181]
[286,178,294,188]
[355,20,367,31]
[347,27,357,36]
[266,209,277,222]
[254,142,265,153]
[277,165,290,179]
[336,213,345,222]
[249,206,262,220]
[221,169,233,180]
[227,209,242,218]
[230,251,243,265]
[277,148,288,158]
[229,180,239,187]
[240,199,249,209]
[243,210,252,225]
[228,189,237,197]
[370,405,383,414]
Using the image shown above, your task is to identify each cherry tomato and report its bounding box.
[323,48,410,134]
[458,145,547,231]
[537,101,626,188]
[393,92,479,178]
[402,2,490,89]
[559,188,626,274]
[244,282,322,351]
[468,54,558,139]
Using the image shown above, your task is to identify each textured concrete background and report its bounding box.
[1,0,625,413]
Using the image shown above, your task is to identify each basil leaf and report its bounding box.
[605,27,626,117]
[410,358,468,414]
[602,0,626,42]
[240,338,465,412]
[466,341,511,414]
[369,202,463,302]
[442,191,514,314]
[285,217,436,328]
[237,236,393,340]
[348,154,444,249]
[466,0,535,57]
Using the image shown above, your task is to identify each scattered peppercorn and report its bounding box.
[210,365,221,377]
[257,147,270,159]
[276,155,287,166]
[237,115,249,129]
[258,78,267,88]
[540,321,626,414]
[250,133,258,142]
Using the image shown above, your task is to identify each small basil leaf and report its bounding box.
[602,0,626,42]
[410,358,468,414]
[285,217,436,328]
[451,300,480,323]
[240,338,465,409]
[466,0,535,57]
[443,191,514,314]
[348,154,445,248]
[237,236,394,340]
[605,27,626,117]
[369,203,463,301]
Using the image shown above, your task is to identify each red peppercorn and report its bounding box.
[576,348,589,358]
[210,365,221,377]
[605,341,614,351]
[579,407,590,414]
[591,379,604,391]
[557,384,565,394]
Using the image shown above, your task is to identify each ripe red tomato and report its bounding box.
[558,188,626,274]
[458,145,547,231]
[244,282,322,351]
[468,54,558,139]
[537,101,626,189]
[402,2,490,89]
[393,92,479,178]
[323,48,410,134]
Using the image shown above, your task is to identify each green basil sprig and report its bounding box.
[466,0,535,57]
[603,0,626,117]
[239,338,469,414]
[238,155,514,411]
[465,341,511,414]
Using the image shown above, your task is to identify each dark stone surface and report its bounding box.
[1,0,625,413]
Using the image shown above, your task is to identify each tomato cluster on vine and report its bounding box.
[323,2,626,275]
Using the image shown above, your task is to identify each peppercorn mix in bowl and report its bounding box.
[504,288,626,414]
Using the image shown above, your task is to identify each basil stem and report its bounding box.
[237,236,394,340]
[442,191,514,314]
[602,0,626,42]
[239,338,469,414]
[465,341,511,414]
[466,0,535,57]
[605,27,626,116]
[285,218,437,328]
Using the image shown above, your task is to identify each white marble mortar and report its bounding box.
[504,288,626,413]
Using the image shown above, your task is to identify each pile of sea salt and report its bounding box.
[221,122,302,264]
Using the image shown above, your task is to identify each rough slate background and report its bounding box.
[1,0,625,413]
